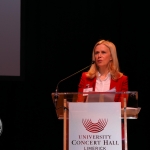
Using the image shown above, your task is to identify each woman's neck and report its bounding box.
[98,67,109,80]
[98,67,109,75]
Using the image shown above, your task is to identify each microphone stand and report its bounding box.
[53,61,95,108]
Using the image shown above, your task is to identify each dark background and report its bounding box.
[0,1,147,150]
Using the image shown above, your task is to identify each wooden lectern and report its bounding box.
[51,91,141,150]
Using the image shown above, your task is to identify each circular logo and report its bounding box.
[0,119,2,136]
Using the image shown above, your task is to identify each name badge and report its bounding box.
[83,87,93,96]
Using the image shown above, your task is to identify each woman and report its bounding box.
[77,39,128,107]
[77,39,128,149]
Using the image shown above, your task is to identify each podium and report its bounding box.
[51,91,141,150]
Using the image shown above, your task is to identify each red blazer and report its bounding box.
[77,72,128,107]
[77,72,128,140]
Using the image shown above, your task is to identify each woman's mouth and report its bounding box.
[97,60,102,63]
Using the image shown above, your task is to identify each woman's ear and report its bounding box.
[110,55,113,61]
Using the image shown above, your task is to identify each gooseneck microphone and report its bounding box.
[53,61,95,108]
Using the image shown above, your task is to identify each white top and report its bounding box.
[95,72,111,92]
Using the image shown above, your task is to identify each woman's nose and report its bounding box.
[98,53,101,57]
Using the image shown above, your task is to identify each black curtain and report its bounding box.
[0,1,147,150]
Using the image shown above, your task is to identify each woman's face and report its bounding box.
[94,44,112,69]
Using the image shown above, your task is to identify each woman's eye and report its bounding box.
[95,51,99,54]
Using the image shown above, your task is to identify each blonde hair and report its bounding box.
[86,40,123,80]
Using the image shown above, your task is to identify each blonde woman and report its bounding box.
[77,39,128,105]
[77,39,128,149]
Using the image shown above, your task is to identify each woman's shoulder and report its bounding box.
[81,72,88,78]
[81,72,87,76]
[118,74,128,81]
[122,74,128,78]
[112,72,128,81]
[81,72,96,80]
[121,74,128,79]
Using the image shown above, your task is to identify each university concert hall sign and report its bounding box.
[69,102,122,150]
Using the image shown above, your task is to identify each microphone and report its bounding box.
[53,61,95,108]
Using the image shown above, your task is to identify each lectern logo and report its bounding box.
[82,119,108,133]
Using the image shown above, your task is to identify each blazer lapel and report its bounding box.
[110,78,117,90]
